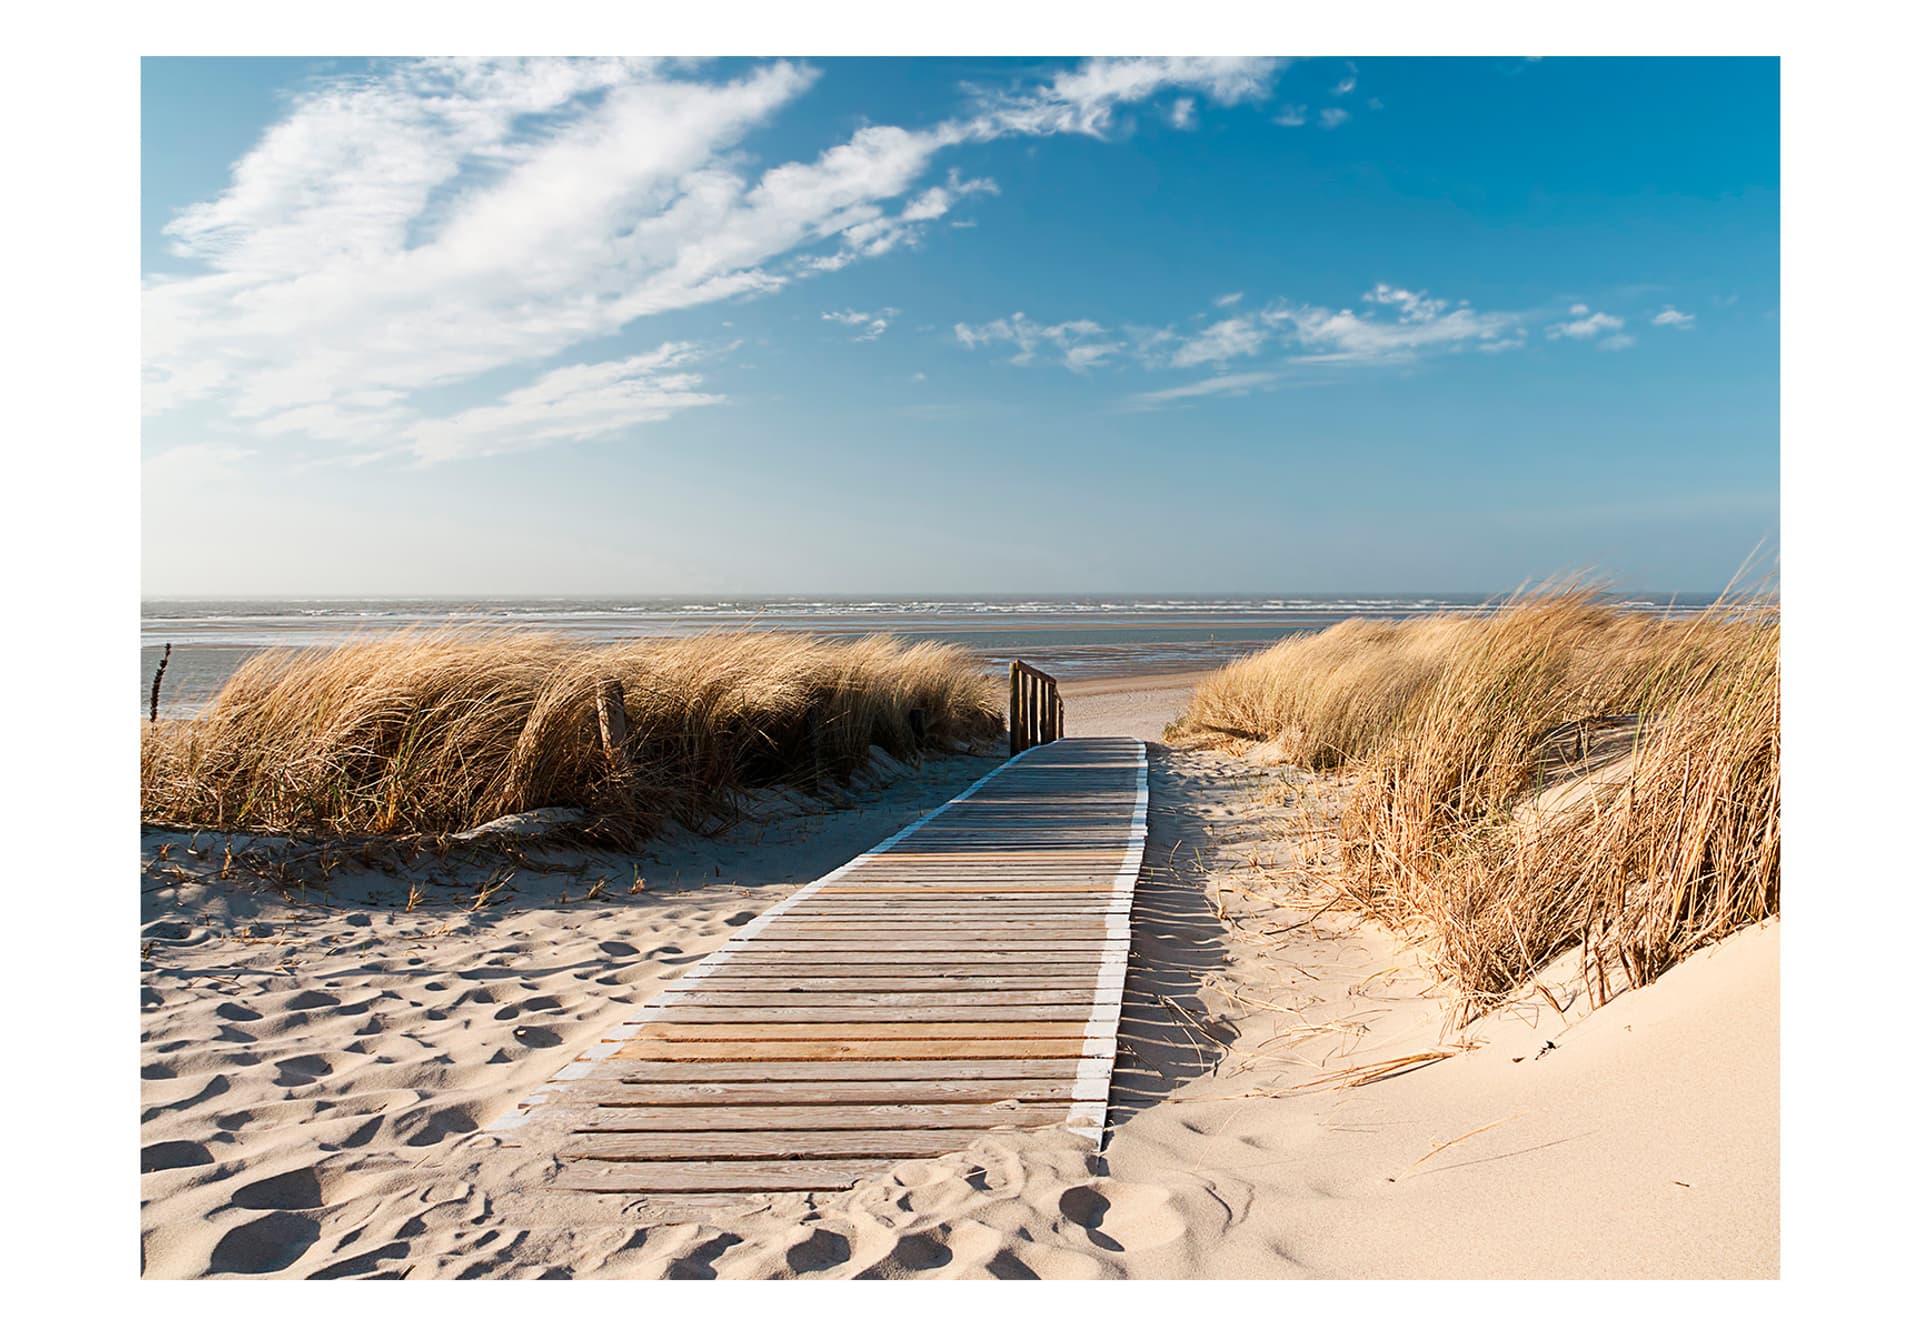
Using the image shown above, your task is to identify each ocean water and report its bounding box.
[139,594,1716,719]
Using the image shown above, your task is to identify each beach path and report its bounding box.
[492,736,1148,1198]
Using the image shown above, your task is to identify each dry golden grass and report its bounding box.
[141,631,1002,845]
[1169,582,1780,1012]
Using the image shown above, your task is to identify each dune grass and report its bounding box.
[141,631,1002,845]
[1168,582,1780,1013]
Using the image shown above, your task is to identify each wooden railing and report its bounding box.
[1008,659,1064,756]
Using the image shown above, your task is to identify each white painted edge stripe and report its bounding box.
[1064,738,1149,1144]
[484,743,1045,1135]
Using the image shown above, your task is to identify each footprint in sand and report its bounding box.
[1058,1182,1185,1252]
[141,1140,214,1173]
[664,1232,742,1280]
[215,1002,262,1023]
[208,1212,321,1275]
[856,1228,954,1278]
[232,1165,325,1210]
[273,1055,332,1087]
[285,990,340,1011]
[784,1228,852,1274]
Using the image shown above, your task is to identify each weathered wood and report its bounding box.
[666,980,1102,997]
[503,736,1147,1202]
[595,677,629,778]
[565,1128,1021,1161]
[577,1102,1071,1132]
[1008,660,1023,755]
[632,1020,1092,1041]
[645,1004,1104,1023]
[555,1159,901,1194]
[149,642,171,723]
[615,1037,1092,1062]
[545,1078,1082,1106]
[594,1058,1094,1082]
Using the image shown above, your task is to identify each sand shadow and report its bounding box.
[1105,742,1234,1132]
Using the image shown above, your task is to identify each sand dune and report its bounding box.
[141,711,1776,1277]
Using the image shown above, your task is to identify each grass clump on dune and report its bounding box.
[141,631,1002,845]
[1168,582,1780,1012]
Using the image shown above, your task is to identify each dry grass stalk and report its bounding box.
[1172,580,1780,1014]
[141,629,1001,846]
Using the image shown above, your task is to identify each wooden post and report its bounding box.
[1056,696,1066,740]
[1008,661,1024,755]
[596,678,630,780]
[149,642,172,724]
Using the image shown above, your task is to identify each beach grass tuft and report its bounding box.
[1169,580,1779,1011]
[141,630,1002,845]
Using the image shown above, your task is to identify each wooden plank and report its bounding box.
[576,1102,1070,1132]
[555,1160,900,1194]
[567,1128,993,1161]
[701,963,1110,978]
[661,979,1101,996]
[657,989,1100,1006]
[594,1058,1093,1082]
[632,1020,1090,1041]
[725,939,1113,954]
[542,1078,1082,1106]
[497,736,1146,1203]
[654,1005,1101,1022]
[614,1038,1091,1061]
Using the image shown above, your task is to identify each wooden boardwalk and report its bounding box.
[493,736,1148,1198]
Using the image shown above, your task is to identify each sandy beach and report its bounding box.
[140,675,1777,1278]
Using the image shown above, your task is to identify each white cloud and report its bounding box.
[1274,105,1308,127]
[1170,317,1267,367]
[1264,283,1525,363]
[404,343,725,464]
[1213,291,1244,307]
[823,307,899,341]
[145,56,1265,466]
[964,282,1529,382]
[1653,306,1696,329]
[1547,304,1628,340]
[977,57,1283,138]
[1129,372,1279,407]
[1168,97,1197,129]
[1320,107,1351,129]
[954,312,1123,371]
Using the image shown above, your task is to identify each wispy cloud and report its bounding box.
[1332,63,1358,97]
[145,56,1275,465]
[1320,107,1351,129]
[823,307,899,341]
[965,282,1530,382]
[403,343,727,465]
[1128,372,1280,408]
[1274,104,1308,127]
[953,312,1125,371]
[1169,317,1267,368]
[1652,305,1696,329]
[1547,303,1632,347]
[1213,291,1244,307]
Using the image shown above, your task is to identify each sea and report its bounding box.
[139,593,1718,719]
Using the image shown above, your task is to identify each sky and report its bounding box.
[140,55,1779,597]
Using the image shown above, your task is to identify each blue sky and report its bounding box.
[141,56,1778,596]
